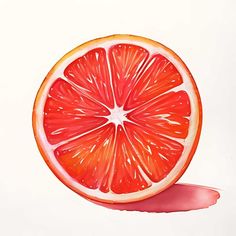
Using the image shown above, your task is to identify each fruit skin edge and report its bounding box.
[32,34,203,204]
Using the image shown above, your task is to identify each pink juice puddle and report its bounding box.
[92,183,220,213]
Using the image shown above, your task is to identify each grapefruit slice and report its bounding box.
[33,35,202,203]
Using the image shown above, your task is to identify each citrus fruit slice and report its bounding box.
[33,35,202,203]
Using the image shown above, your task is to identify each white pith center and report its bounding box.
[106,106,129,126]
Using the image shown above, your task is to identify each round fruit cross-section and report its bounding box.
[33,35,202,203]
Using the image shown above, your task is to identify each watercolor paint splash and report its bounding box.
[92,183,220,213]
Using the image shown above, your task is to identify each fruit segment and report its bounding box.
[55,123,116,190]
[64,48,114,109]
[110,125,150,194]
[127,91,191,139]
[125,54,183,110]
[109,44,149,107]
[44,79,109,144]
[124,122,184,182]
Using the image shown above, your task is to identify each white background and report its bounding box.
[0,0,236,235]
